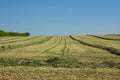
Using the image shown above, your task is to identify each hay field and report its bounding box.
[0,35,120,80]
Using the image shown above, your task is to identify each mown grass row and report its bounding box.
[43,37,62,53]
[69,36,120,56]
[0,45,23,52]
[0,37,21,42]
[88,35,120,41]
[0,36,53,53]
[0,36,38,44]
[61,37,69,56]
[109,34,120,36]
[0,57,120,69]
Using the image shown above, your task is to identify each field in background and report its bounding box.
[0,34,120,80]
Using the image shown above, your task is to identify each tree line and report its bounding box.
[0,30,30,36]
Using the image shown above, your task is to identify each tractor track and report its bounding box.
[43,37,62,53]
[61,37,69,56]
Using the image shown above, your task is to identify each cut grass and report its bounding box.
[101,34,120,39]
[0,57,120,69]
[43,37,62,53]
[0,37,22,42]
[70,36,120,55]
[0,36,53,53]
[88,35,120,41]
[61,37,67,56]
[0,35,120,80]
[75,35,120,50]
[0,36,37,44]
[0,66,120,80]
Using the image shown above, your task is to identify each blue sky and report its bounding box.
[0,0,120,36]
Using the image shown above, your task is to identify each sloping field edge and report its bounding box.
[108,34,120,36]
[88,35,120,41]
[69,35,120,56]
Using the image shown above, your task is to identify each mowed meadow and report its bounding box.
[0,35,120,80]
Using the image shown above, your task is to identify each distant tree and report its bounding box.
[25,32,30,36]
[0,29,30,36]
[0,30,4,32]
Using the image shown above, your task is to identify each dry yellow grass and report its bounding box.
[74,35,120,50]
[0,35,120,80]
[0,66,120,80]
